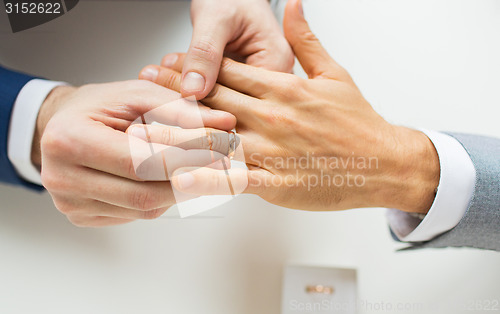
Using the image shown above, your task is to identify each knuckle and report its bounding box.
[161,127,174,145]
[40,170,57,191]
[286,76,306,93]
[160,71,179,89]
[335,66,353,82]
[220,57,235,73]
[40,125,75,159]
[53,198,78,215]
[263,107,295,128]
[271,76,305,100]
[41,170,69,193]
[130,189,160,211]
[190,37,220,64]
[300,30,320,45]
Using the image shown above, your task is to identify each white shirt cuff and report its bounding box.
[7,79,68,185]
[387,129,476,242]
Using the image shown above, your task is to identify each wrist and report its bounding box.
[31,85,76,168]
[377,126,440,214]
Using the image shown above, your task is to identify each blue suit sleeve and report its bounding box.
[0,65,44,191]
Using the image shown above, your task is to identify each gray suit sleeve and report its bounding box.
[405,133,500,251]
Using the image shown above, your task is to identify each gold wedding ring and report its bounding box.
[206,130,238,161]
[228,131,237,160]
[206,130,215,163]
[305,285,335,295]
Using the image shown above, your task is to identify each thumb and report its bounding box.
[182,14,233,100]
[284,0,349,81]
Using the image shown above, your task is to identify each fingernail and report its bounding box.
[141,67,158,81]
[182,72,205,93]
[298,0,304,16]
[162,54,178,68]
[129,126,148,141]
[176,171,195,190]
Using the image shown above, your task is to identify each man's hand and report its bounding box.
[32,80,236,227]
[168,0,294,100]
[139,0,440,215]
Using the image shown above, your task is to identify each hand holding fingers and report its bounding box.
[139,64,264,126]
[38,80,241,227]
[158,53,295,100]
[152,0,354,101]
[184,0,294,99]
[152,53,275,101]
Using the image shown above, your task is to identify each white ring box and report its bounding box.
[282,265,358,314]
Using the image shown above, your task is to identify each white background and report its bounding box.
[0,0,499,313]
